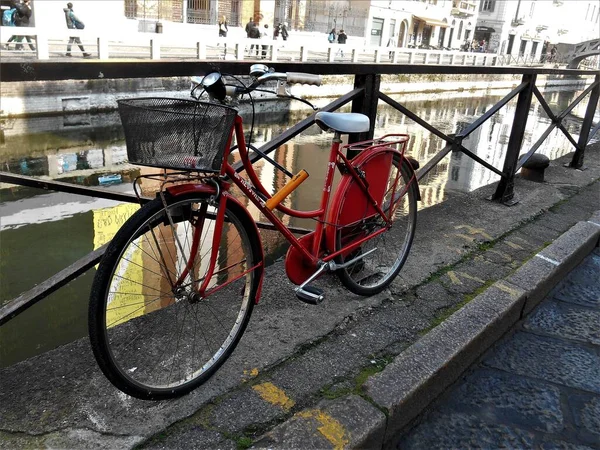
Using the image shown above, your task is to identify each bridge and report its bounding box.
[566,38,600,69]
[2,27,598,69]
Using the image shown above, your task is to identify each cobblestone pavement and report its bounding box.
[397,248,600,449]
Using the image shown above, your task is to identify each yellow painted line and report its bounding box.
[495,281,522,298]
[457,272,486,284]
[253,382,295,411]
[447,271,462,285]
[505,240,524,250]
[454,233,477,243]
[455,225,493,241]
[244,368,259,377]
[298,409,349,450]
[487,249,512,262]
[447,246,464,255]
[511,235,531,245]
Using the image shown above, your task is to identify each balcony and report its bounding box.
[535,25,548,32]
[451,0,477,17]
[511,17,526,26]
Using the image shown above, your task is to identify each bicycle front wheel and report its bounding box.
[89,193,261,400]
[334,153,417,296]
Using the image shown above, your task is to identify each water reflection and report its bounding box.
[0,85,596,367]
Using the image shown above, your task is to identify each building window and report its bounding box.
[519,39,527,56]
[457,20,463,40]
[187,0,211,24]
[529,1,536,18]
[531,41,538,57]
[480,0,495,12]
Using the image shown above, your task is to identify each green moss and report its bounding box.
[236,436,254,449]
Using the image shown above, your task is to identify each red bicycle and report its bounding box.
[88,66,419,400]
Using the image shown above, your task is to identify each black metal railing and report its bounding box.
[0,60,598,325]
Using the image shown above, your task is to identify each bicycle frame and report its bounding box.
[168,115,416,296]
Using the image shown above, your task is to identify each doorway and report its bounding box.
[370,17,384,46]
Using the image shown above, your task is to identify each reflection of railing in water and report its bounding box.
[0,61,598,327]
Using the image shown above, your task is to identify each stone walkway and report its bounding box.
[397,248,600,449]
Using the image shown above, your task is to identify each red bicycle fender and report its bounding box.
[166,183,218,197]
[325,148,420,251]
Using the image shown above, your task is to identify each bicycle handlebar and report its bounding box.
[249,71,322,90]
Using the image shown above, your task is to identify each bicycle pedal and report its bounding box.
[295,285,325,305]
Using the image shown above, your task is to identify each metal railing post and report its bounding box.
[97,37,109,59]
[35,32,49,60]
[271,44,278,61]
[328,47,335,62]
[300,45,308,62]
[352,48,359,63]
[570,73,600,168]
[492,73,537,204]
[348,73,380,156]
[197,41,206,59]
[150,39,160,60]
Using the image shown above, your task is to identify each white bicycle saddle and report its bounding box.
[315,112,370,134]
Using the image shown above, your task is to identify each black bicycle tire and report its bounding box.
[334,155,417,296]
[88,192,261,400]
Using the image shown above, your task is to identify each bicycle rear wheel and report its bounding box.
[89,192,261,400]
[334,152,417,296]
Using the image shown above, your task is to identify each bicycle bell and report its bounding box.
[201,72,226,101]
[249,64,269,77]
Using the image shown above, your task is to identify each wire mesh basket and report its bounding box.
[117,98,237,172]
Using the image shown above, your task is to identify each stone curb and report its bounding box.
[253,214,600,449]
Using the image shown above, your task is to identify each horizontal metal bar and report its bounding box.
[234,87,363,170]
[416,143,454,181]
[0,245,107,326]
[1,171,310,235]
[457,81,528,139]
[0,171,152,204]
[1,61,597,82]
[379,92,453,143]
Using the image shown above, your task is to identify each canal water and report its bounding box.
[0,84,597,367]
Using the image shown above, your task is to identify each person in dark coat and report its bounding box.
[245,17,255,38]
[249,21,260,56]
[281,22,289,41]
[337,29,347,57]
[64,2,91,57]
[5,0,36,51]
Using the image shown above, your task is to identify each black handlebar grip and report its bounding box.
[286,72,322,86]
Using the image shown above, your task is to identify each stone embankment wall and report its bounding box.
[0,73,590,118]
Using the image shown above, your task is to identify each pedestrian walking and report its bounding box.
[4,0,36,52]
[328,28,336,44]
[64,2,91,57]
[273,23,280,40]
[337,29,347,58]
[261,24,270,59]
[245,17,255,38]
[387,34,397,60]
[218,15,228,38]
[218,15,228,57]
[281,22,289,41]
[248,21,260,57]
